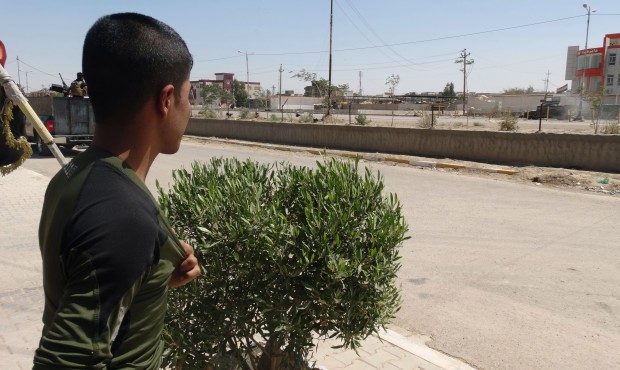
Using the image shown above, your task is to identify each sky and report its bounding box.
[1,1,619,96]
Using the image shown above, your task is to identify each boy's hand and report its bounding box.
[169,241,201,288]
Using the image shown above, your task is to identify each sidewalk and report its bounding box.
[0,168,48,370]
[0,167,474,370]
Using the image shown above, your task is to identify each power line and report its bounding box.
[335,0,426,72]
[342,0,425,70]
[253,15,585,56]
[194,54,244,63]
[15,58,58,77]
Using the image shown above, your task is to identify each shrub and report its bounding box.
[601,121,620,134]
[354,113,371,125]
[488,102,500,119]
[298,112,314,123]
[239,107,250,119]
[158,157,408,370]
[201,105,217,119]
[498,110,519,131]
[418,113,436,128]
[269,114,279,122]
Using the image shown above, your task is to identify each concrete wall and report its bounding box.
[186,118,620,173]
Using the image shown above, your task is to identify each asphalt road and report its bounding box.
[23,139,620,370]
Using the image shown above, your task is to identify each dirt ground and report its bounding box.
[367,115,620,197]
[356,115,620,197]
[437,163,620,197]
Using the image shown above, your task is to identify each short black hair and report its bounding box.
[83,13,193,123]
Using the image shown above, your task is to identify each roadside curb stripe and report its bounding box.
[378,329,477,370]
[436,162,466,170]
[184,136,518,175]
[385,157,411,164]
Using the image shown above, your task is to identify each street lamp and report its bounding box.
[237,50,253,108]
[576,3,597,120]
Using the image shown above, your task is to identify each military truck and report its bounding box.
[23,96,95,155]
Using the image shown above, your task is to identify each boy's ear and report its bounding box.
[157,84,175,116]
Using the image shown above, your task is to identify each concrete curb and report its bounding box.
[378,329,476,370]
[189,136,519,176]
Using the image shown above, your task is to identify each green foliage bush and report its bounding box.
[418,113,436,128]
[354,113,370,125]
[498,110,519,131]
[158,157,408,370]
[201,105,217,119]
[601,121,620,135]
[298,112,314,123]
[239,107,250,119]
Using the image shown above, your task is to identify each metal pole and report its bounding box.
[16,56,21,87]
[538,103,543,132]
[577,5,593,120]
[326,0,333,117]
[245,52,250,108]
[348,103,351,125]
[463,50,466,116]
[25,70,30,93]
[279,64,283,121]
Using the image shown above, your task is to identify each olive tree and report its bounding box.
[158,157,409,370]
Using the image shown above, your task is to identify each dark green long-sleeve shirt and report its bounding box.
[34,146,186,369]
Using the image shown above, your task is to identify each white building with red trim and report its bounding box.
[566,33,620,99]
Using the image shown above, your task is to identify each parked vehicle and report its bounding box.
[23,96,94,155]
[526,109,541,120]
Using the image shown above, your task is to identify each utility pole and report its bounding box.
[25,70,32,94]
[455,49,473,116]
[326,0,334,118]
[359,71,363,96]
[279,64,283,120]
[238,50,253,108]
[16,56,21,87]
[577,4,596,121]
[543,71,551,93]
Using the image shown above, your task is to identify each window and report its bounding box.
[609,53,617,65]
[618,74,620,85]
[607,75,614,86]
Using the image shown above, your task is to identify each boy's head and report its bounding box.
[83,13,193,123]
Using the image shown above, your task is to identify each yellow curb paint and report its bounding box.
[385,157,410,164]
[436,163,466,169]
[496,169,519,175]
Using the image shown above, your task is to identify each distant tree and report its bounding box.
[441,82,456,98]
[291,69,348,99]
[252,88,270,109]
[385,74,400,97]
[201,84,232,106]
[584,87,605,133]
[233,79,248,108]
[502,86,536,95]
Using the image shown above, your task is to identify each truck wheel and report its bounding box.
[35,134,52,156]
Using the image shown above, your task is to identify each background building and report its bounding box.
[190,73,262,105]
[566,33,620,100]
